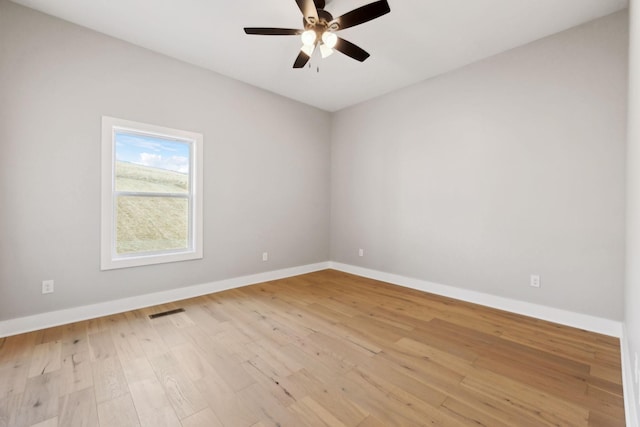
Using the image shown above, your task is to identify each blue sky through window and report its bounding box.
[115,131,190,174]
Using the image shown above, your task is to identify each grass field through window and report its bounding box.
[115,161,189,255]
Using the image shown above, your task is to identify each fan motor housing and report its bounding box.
[303,9,334,31]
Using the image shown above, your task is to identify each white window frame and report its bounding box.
[101,116,203,270]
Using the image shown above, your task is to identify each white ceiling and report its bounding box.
[10,0,628,112]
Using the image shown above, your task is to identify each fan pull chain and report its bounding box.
[307,61,320,73]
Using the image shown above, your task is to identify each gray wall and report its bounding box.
[0,0,331,320]
[627,0,640,422]
[331,11,628,320]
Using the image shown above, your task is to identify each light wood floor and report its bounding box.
[0,270,625,426]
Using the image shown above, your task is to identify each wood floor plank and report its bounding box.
[87,331,117,362]
[29,417,57,427]
[241,360,299,407]
[376,346,467,392]
[128,378,181,427]
[27,342,60,379]
[126,315,169,359]
[1,394,21,427]
[439,397,513,427]
[289,395,347,427]
[585,383,626,422]
[461,368,590,425]
[590,363,624,385]
[306,331,374,367]
[180,408,224,427]
[355,415,386,427]
[91,357,128,403]
[120,356,156,385]
[341,314,408,348]
[12,372,59,427]
[237,382,307,427]
[177,304,228,336]
[0,334,36,371]
[147,352,208,419]
[193,372,259,427]
[60,322,89,358]
[337,367,456,426]
[0,395,8,427]
[357,352,448,408]
[111,324,146,363]
[57,387,98,427]
[283,368,369,426]
[96,394,140,427]
[208,327,259,362]
[394,336,474,376]
[188,331,256,392]
[170,342,217,382]
[0,358,30,398]
[149,316,189,348]
[0,270,625,426]
[589,409,626,427]
[58,351,93,397]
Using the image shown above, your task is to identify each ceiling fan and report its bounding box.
[244,0,391,68]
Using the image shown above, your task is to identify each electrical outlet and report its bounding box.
[358,248,364,257]
[530,275,540,288]
[262,252,268,262]
[42,280,54,294]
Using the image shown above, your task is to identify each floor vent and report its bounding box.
[148,308,185,319]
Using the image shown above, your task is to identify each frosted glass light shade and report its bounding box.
[320,43,334,58]
[301,30,317,46]
[322,31,338,49]
[301,44,315,56]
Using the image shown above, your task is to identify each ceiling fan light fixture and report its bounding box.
[244,0,390,68]
[301,29,317,46]
[319,43,334,58]
[321,31,338,49]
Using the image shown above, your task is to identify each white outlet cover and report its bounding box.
[42,279,54,294]
[530,275,541,288]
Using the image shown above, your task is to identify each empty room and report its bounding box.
[1,0,640,425]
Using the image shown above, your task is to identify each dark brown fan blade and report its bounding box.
[334,37,370,62]
[244,27,303,36]
[293,51,311,68]
[329,0,390,30]
[296,0,319,24]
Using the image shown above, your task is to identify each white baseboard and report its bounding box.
[2,261,622,339]
[622,326,640,427]
[0,262,330,338]
[329,262,623,338]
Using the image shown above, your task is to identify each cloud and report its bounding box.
[117,133,181,152]
[138,152,189,173]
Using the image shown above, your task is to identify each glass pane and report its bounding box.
[115,131,190,194]
[116,196,189,255]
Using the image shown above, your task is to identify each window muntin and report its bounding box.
[101,117,203,270]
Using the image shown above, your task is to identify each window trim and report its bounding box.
[101,116,203,270]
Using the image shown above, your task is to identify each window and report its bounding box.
[101,116,203,270]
